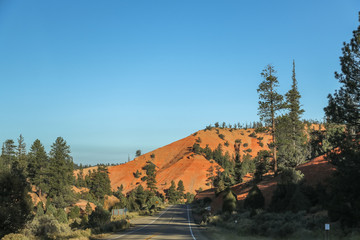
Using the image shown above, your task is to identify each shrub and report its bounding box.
[235,139,242,143]
[195,137,202,143]
[243,143,248,148]
[23,215,72,239]
[259,142,264,147]
[218,134,225,140]
[222,189,237,213]
[89,206,111,228]
[68,206,80,219]
[244,185,265,210]
[224,141,229,147]
[255,127,268,133]
[2,233,29,240]
[249,132,257,138]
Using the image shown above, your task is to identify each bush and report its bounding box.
[218,134,225,140]
[222,189,237,213]
[244,185,264,210]
[23,215,72,239]
[2,233,29,240]
[243,143,248,148]
[249,132,257,138]
[235,139,242,143]
[89,206,111,228]
[224,141,229,147]
[68,206,80,219]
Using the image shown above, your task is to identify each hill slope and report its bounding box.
[107,128,271,194]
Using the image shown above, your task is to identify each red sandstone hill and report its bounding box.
[195,154,336,213]
[103,128,271,195]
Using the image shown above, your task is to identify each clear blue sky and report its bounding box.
[0,0,358,165]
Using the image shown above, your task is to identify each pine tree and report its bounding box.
[88,165,111,202]
[16,134,27,173]
[134,185,146,208]
[47,137,75,207]
[257,65,285,173]
[167,180,178,203]
[324,12,360,227]
[1,139,16,169]
[142,161,157,193]
[0,163,33,238]
[277,61,307,169]
[28,139,49,194]
[177,180,185,200]
[234,153,243,184]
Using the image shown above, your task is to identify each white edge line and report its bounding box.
[187,204,197,240]
[109,205,173,239]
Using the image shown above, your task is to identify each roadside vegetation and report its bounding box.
[192,12,360,239]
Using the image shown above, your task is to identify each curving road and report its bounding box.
[104,204,206,240]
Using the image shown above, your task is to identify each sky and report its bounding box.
[0,0,358,165]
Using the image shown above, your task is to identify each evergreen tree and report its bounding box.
[234,153,243,184]
[88,165,111,203]
[244,185,265,210]
[206,165,215,188]
[0,163,33,238]
[257,65,285,173]
[167,180,178,203]
[1,139,16,169]
[324,12,360,227]
[16,134,27,173]
[47,137,75,207]
[135,150,142,157]
[28,139,49,194]
[277,61,307,169]
[222,188,237,213]
[134,185,146,208]
[142,161,157,193]
[177,180,185,200]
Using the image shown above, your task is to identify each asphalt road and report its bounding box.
[104,204,207,240]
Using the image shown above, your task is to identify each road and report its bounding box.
[104,204,207,240]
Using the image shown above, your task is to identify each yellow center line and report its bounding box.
[144,232,159,240]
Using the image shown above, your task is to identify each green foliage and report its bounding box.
[150,153,155,159]
[85,202,93,215]
[242,143,248,148]
[195,137,201,143]
[22,214,72,239]
[142,161,157,193]
[279,167,304,185]
[133,169,141,178]
[0,165,33,238]
[167,180,178,204]
[269,182,310,213]
[244,185,265,210]
[68,206,80,219]
[248,132,257,138]
[324,12,360,228]
[241,154,255,176]
[235,139,242,143]
[234,153,243,184]
[88,206,111,228]
[218,134,225,140]
[88,165,111,202]
[47,137,75,208]
[177,180,185,199]
[55,208,68,224]
[222,189,237,213]
[224,141,229,147]
[1,139,16,169]
[134,185,146,208]
[254,150,271,182]
[135,149,142,157]
[36,202,44,217]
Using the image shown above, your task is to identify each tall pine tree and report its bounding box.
[16,134,27,173]
[277,61,307,169]
[257,65,285,173]
[48,137,75,207]
[28,139,49,195]
[324,12,360,227]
